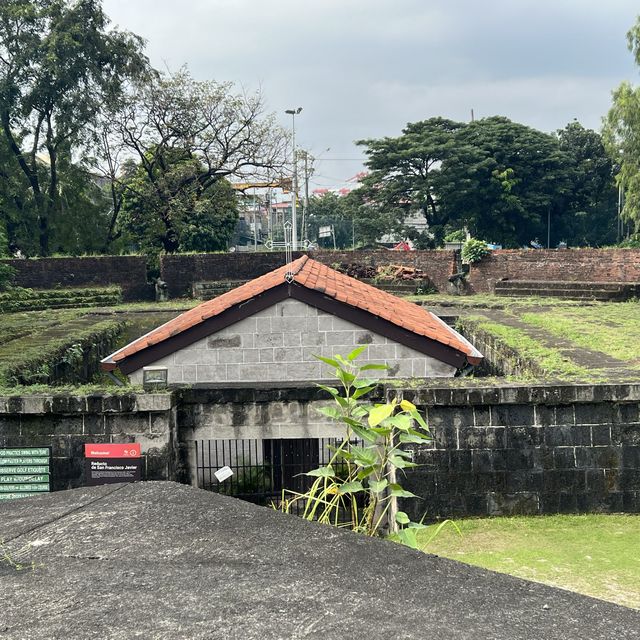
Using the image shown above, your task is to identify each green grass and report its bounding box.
[0,383,148,396]
[464,316,594,379]
[0,317,126,385]
[409,293,590,309]
[105,299,199,312]
[0,308,88,346]
[520,301,640,364]
[418,514,640,609]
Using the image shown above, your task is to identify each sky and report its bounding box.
[102,0,640,190]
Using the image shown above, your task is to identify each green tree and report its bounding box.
[439,117,575,247]
[355,118,463,246]
[355,116,581,248]
[0,0,147,255]
[110,68,287,254]
[0,221,15,290]
[119,150,239,254]
[603,16,640,234]
[307,192,352,249]
[557,122,617,246]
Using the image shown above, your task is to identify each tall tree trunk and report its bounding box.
[161,213,180,253]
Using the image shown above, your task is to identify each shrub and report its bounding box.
[444,229,467,243]
[461,238,490,263]
[275,347,433,548]
[0,262,15,292]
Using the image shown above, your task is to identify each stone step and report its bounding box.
[494,281,640,301]
[193,280,249,300]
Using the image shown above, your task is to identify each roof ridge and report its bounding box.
[291,254,309,274]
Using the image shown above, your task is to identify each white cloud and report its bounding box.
[102,0,640,187]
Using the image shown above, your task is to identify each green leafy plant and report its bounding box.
[276,347,433,548]
[443,229,467,243]
[461,238,490,263]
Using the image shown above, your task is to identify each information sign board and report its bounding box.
[84,443,142,486]
[0,447,51,500]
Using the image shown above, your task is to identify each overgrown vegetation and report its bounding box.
[276,348,434,549]
[0,286,122,312]
[519,303,640,364]
[0,317,126,386]
[418,514,640,610]
[461,238,490,263]
[462,316,593,379]
[0,309,87,346]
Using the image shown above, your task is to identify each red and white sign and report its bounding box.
[84,444,141,459]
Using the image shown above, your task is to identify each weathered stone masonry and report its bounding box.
[401,384,640,518]
[2,382,638,518]
[0,394,177,490]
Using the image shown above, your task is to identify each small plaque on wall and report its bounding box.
[84,443,142,486]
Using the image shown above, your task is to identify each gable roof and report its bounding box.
[102,255,482,374]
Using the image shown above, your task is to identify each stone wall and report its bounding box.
[4,381,639,518]
[1,256,152,301]
[0,393,177,490]
[128,298,456,385]
[466,248,640,293]
[160,250,458,298]
[177,383,640,518]
[401,383,640,518]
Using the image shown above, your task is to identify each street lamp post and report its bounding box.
[285,107,302,251]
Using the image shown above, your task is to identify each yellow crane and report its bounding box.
[231,178,293,193]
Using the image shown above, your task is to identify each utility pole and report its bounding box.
[285,107,302,251]
[300,150,311,245]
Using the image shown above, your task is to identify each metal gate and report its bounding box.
[195,438,357,515]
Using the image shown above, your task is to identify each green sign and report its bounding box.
[0,447,51,500]
[0,457,51,466]
[0,466,49,474]
[0,448,49,457]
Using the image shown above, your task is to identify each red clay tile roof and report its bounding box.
[102,255,482,367]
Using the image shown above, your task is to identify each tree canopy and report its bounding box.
[355,116,616,247]
[107,69,287,254]
[603,15,640,236]
[0,0,147,255]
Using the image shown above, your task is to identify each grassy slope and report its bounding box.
[418,514,640,609]
[519,302,640,364]
[462,315,594,379]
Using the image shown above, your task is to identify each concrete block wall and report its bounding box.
[0,393,177,490]
[128,298,457,385]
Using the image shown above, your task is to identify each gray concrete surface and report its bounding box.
[0,482,638,640]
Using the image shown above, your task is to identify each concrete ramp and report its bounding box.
[0,482,638,639]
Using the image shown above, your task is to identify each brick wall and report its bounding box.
[160,250,458,298]
[1,256,152,301]
[0,393,177,490]
[160,252,305,298]
[467,248,640,293]
[128,299,456,385]
[312,249,458,292]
